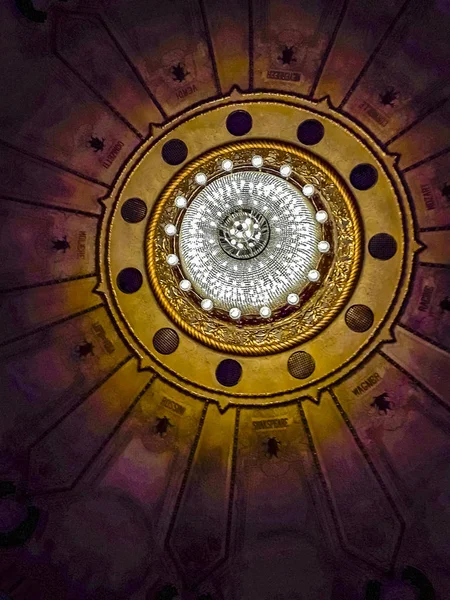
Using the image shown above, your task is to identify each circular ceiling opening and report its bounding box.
[288,351,316,379]
[297,119,325,146]
[153,328,180,354]
[216,359,242,387]
[368,233,398,260]
[121,198,147,223]
[345,304,374,332]
[226,110,253,136]
[117,268,143,294]
[350,163,378,190]
[161,139,188,165]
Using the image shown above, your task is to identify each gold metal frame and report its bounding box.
[146,140,362,355]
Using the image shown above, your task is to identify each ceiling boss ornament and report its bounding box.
[146,140,362,355]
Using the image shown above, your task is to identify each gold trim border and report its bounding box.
[146,140,362,355]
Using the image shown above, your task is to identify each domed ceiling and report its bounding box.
[0,0,449,598]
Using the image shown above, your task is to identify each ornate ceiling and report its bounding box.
[0,0,449,599]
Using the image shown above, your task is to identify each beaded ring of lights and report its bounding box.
[146,140,361,356]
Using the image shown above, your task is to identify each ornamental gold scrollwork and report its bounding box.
[146,140,362,356]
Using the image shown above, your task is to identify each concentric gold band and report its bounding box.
[146,139,362,356]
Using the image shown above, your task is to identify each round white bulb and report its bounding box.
[318,240,330,253]
[259,306,271,318]
[166,254,179,266]
[164,223,177,236]
[302,184,315,197]
[179,279,192,291]
[287,293,299,305]
[229,307,241,320]
[175,196,187,209]
[201,298,213,311]
[252,155,264,168]
[280,164,292,178]
[308,269,320,282]
[222,159,233,171]
[195,172,207,186]
[315,210,328,224]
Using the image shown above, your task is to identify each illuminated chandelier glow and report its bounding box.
[176,170,324,314]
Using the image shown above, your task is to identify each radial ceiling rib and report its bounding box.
[297,400,346,548]
[378,349,450,415]
[29,370,156,496]
[403,145,450,173]
[385,97,450,148]
[0,138,111,189]
[7,577,25,595]
[338,0,414,110]
[0,273,98,295]
[88,12,168,120]
[308,0,350,99]
[27,355,133,451]
[54,372,155,491]
[225,407,240,552]
[165,401,210,548]
[0,194,100,219]
[419,261,450,270]
[303,391,404,572]
[398,322,450,355]
[193,407,241,587]
[197,0,222,95]
[419,225,450,233]
[54,52,145,140]
[248,0,254,90]
[327,387,405,571]
[381,327,450,409]
[0,303,103,348]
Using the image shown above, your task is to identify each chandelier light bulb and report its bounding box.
[164,223,177,236]
[315,210,328,224]
[252,155,264,168]
[318,240,330,253]
[287,293,300,305]
[222,159,233,171]
[166,254,179,266]
[302,184,315,197]
[195,172,208,186]
[308,269,320,282]
[179,279,192,291]
[229,307,241,320]
[259,306,271,318]
[178,170,323,316]
[175,196,187,209]
[280,164,292,178]
[201,298,214,311]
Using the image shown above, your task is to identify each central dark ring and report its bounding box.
[218,208,270,260]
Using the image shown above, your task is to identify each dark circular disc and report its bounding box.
[368,233,397,260]
[216,359,243,387]
[350,163,378,190]
[226,110,253,136]
[287,351,315,379]
[161,139,188,166]
[297,119,325,146]
[152,328,180,355]
[121,198,147,223]
[345,304,374,332]
[117,268,143,294]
